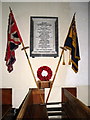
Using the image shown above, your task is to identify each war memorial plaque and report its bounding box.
[30,17,58,57]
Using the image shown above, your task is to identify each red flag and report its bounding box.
[5,8,22,72]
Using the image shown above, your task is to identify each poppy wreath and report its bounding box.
[37,66,52,81]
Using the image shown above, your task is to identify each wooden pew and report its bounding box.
[15,89,32,119]
[63,89,90,119]
[0,88,12,119]
[16,88,48,120]
[0,88,48,120]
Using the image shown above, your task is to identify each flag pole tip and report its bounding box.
[9,7,12,12]
[74,12,76,16]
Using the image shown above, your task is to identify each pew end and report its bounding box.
[63,89,90,119]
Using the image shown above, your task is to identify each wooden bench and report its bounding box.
[63,89,90,119]
[16,88,48,120]
[0,88,12,119]
[0,88,47,120]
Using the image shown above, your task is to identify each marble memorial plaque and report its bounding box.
[30,17,58,57]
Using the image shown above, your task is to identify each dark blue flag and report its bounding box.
[64,13,80,73]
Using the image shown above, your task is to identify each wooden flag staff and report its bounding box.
[21,42,44,104]
[21,42,37,83]
[46,48,65,103]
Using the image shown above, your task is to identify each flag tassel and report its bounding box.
[68,51,71,65]
[62,51,65,65]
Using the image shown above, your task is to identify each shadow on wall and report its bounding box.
[77,85,89,106]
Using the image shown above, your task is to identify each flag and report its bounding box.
[64,13,80,73]
[5,8,22,72]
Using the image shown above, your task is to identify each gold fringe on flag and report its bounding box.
[68,51,71,65]
[62,51,65,65]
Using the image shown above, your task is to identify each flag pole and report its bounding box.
[9,7,44,103]
[21,31,44,104]
[21,41,44,104]
[46,49,64,103]
[46,13,76,103]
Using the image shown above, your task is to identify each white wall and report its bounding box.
[2,2,88,107]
